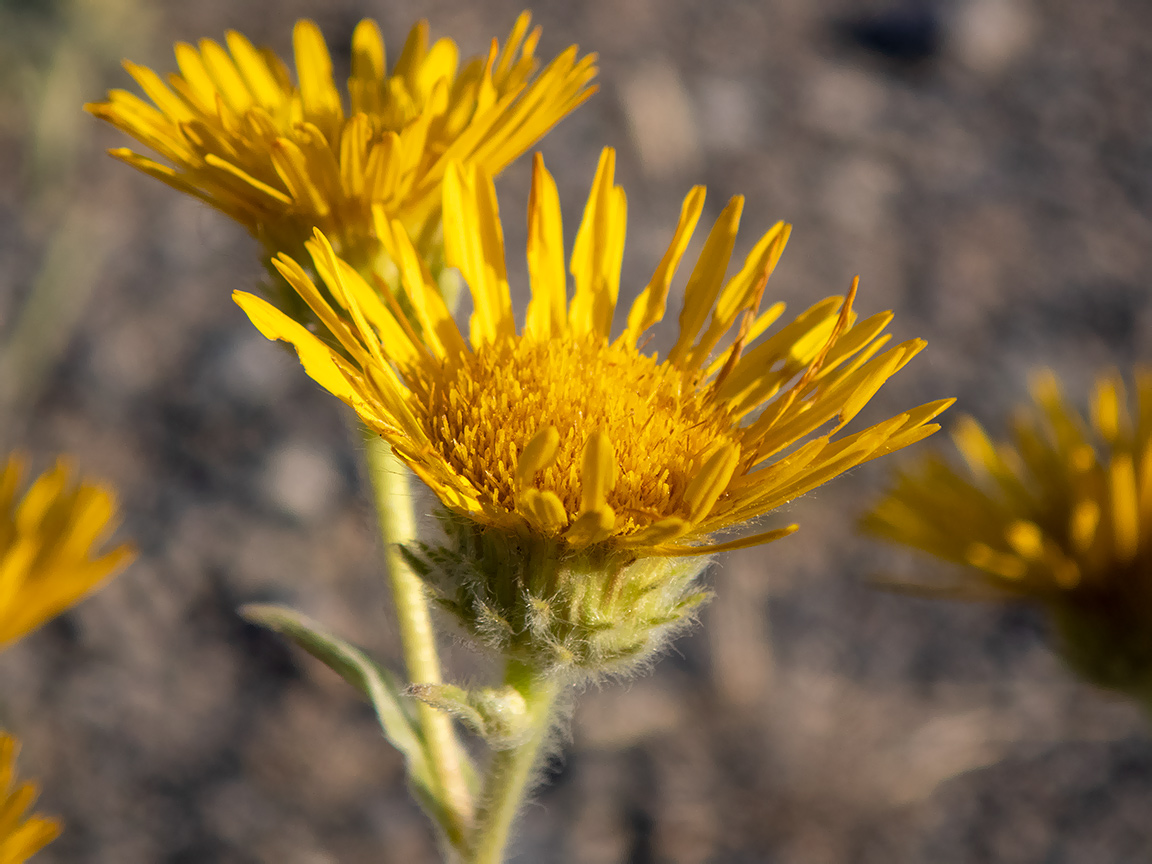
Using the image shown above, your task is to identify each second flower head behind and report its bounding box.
[86,13,597,268]
[236,148,951,675]
[864,369,1152,704]
[0,455,134,651]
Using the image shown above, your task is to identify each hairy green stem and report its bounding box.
[362,431,474,843]
[468,660,562,864]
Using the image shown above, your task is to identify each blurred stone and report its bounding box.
[708,561,774,707]
[583,0,658,51]
[245,688,399,813]
[820,155,900,234]
[202,780,280,848]
[914,739,1152,863]
[262,441,342,522]
[696,76,759,153]
[619,60,703,178]
[565,759,631,864]
[651,729,720,864]
[368,798,439,864]
[802,66,888,139]
[880,708,1002,806]
[158,193,243,270]
[837,5,944,65]
[575,679,684,749]
[234,523,312,593]
[88,312,164,397]
[953,0,1034,76]
[217,328,297,405]
[931,203,1027,330]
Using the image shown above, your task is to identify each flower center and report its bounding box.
[411,334,738,531]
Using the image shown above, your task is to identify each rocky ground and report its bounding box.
[2,0,1152,861]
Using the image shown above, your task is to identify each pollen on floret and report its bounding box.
[408,331,739,543]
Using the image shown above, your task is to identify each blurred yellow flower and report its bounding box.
[0,456,134,649]
[863,369,1152,697]
[237,148,949,557]
[85,14,597,264]
[0,732,59,863]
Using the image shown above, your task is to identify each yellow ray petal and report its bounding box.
[621,185,706,346]
[417,39,459,102]
[1110,452,1139,562]
[684,222,790,371]
[381,217,468,360]
[666,196,744,366]
[1092,371,1127,444]
[292,19,343,129]
[119,59,195,122]
[233,291,356,403]
[199,38,254,114]
[569,147,626,338]
[525,153,567,340]
[270,137,329,215]
[349,19,386,115]
[224,29,285,110]
[269,253,373,366]
[682,443,741,522]
[393,19,430,86]
[172,42,219,113]
[443,161,515,347]
[661,524,798,557]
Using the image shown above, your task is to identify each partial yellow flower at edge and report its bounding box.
[0,732,60,863]
[862,369,1152,597]
[85,13,598,265]
[862,369,1152,698]
[236,147,952,559]
[0,456,134,649]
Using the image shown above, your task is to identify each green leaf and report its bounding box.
[238,603,447,821]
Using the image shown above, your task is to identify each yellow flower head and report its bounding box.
[236,148,948,670]
[0,732,60,863]
[85,13,597,263]
[0,456,134,649]
[863,369,1152,697]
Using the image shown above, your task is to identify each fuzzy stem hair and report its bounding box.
[468,659,564,864]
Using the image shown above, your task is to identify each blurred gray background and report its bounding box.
[3,0,1152,861]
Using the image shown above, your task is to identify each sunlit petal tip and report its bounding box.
[931,397,958,417]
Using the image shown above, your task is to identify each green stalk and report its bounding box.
[362,431,474,844]
[468,660,562,864]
